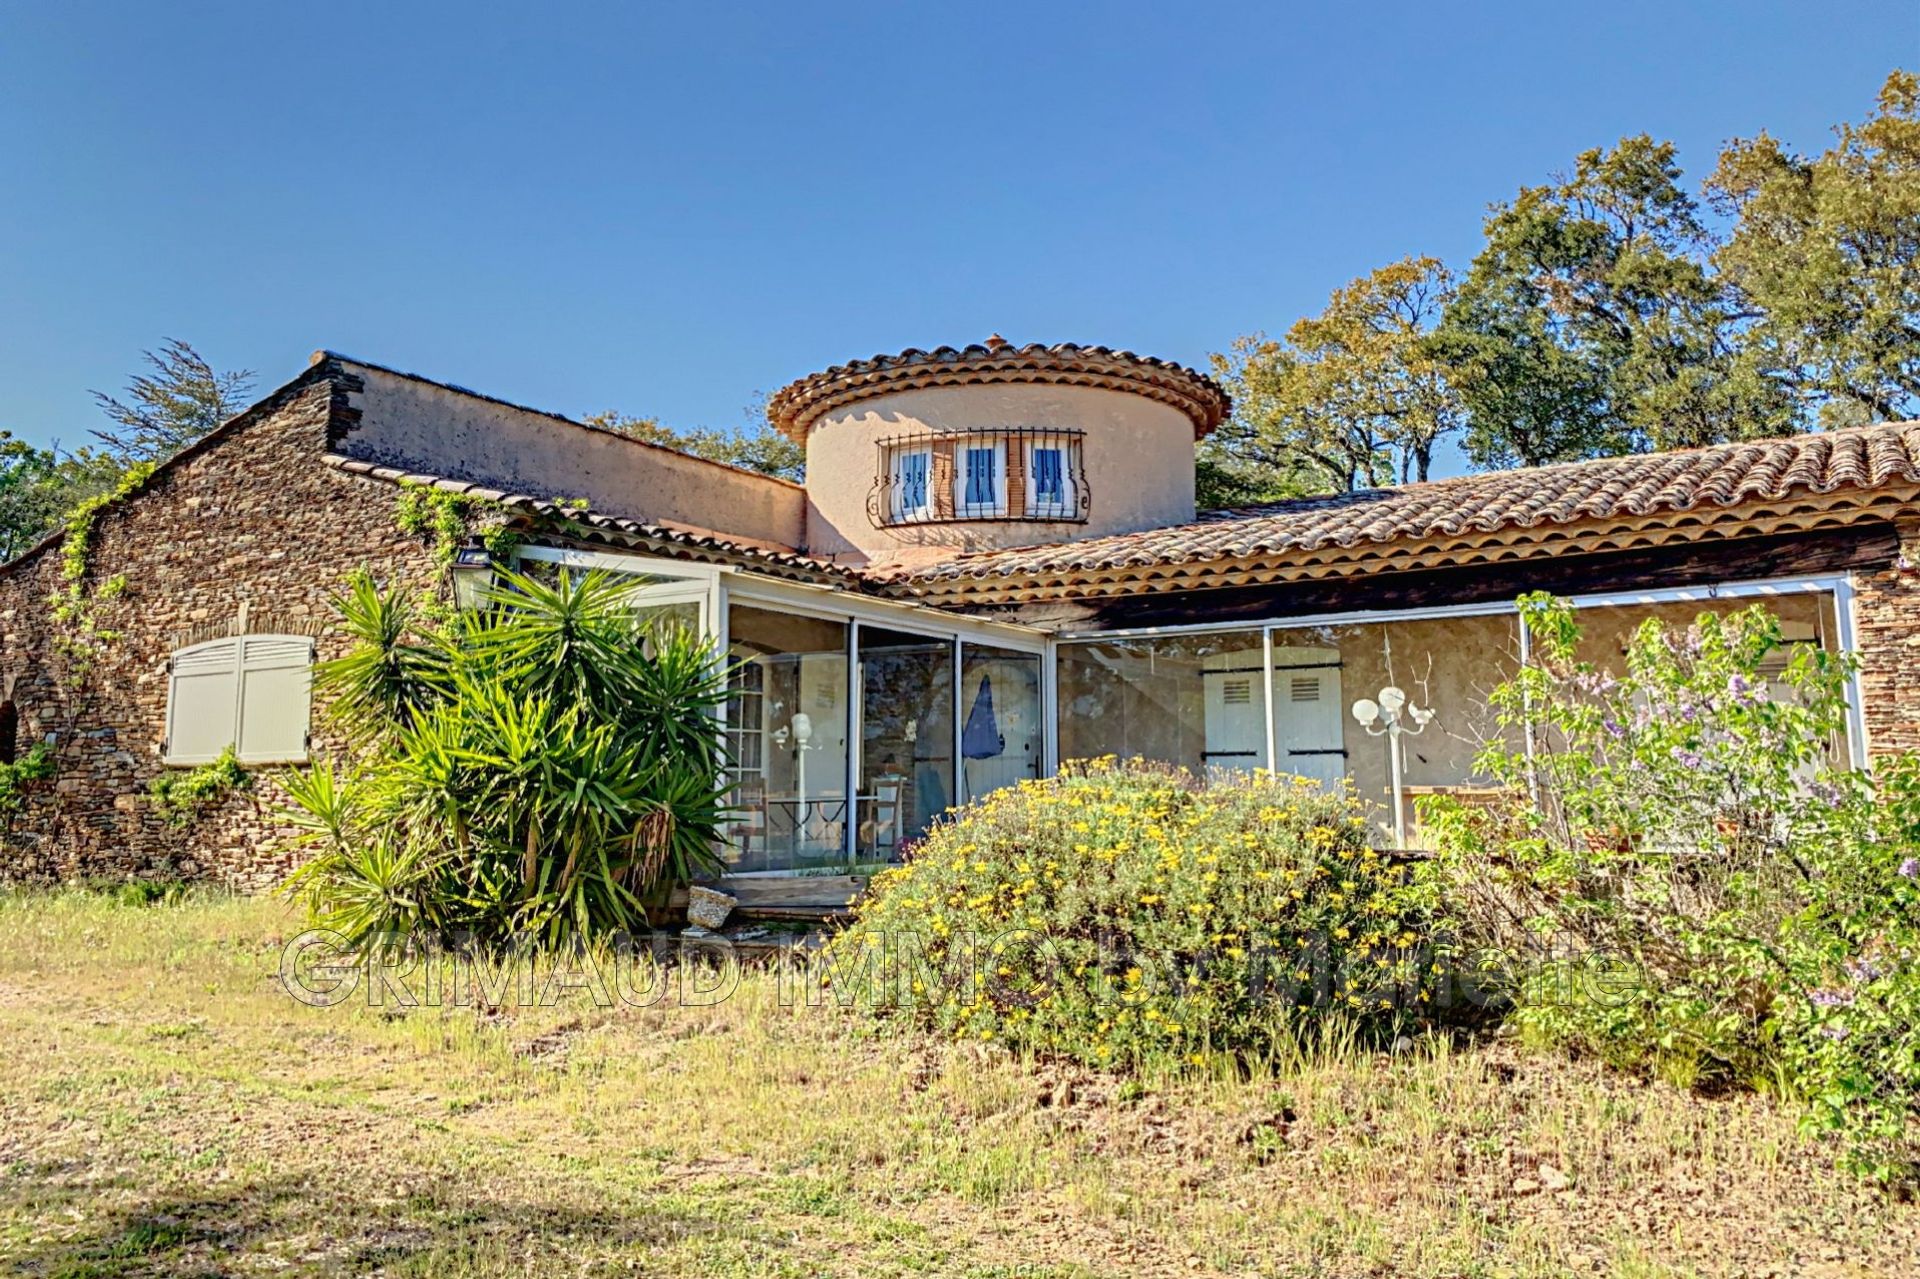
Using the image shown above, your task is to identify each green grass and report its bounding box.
[0,889,1913,1277]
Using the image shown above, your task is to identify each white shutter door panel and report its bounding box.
[167,640,240,764]
[1201,650,1265,770]
[238,637,313,763]
[238,666,309,762]
[242,636,312,670]
[1272,649,1346,788]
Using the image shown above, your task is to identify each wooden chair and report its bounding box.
[870,774,906,855]
[727,776,768,861]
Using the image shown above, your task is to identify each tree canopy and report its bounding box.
[0,433,121,561]
[1206,257,1463,501]
[1707,71,1920,426]
[0,339,254,562]
[583,407,805,483]
[1205,70,1920,503]
[91,338,255,464]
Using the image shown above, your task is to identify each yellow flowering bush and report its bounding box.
[822,759,1437,1070]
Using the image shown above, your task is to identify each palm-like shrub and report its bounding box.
[284,568,732,950]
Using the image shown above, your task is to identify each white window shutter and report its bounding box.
[237,636,313,763]
[166,640,241,765]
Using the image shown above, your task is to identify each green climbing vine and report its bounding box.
[394,482,521,570]
[50,461,154,688]
[0,741,56,817]
[148,747,252,828]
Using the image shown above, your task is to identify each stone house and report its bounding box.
[3,339,1918,887]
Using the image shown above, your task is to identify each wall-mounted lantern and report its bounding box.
[449,541,497,611]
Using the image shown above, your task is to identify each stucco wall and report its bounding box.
[334,359,809,551]
[0,377,444,889]
[803,383,1198,564]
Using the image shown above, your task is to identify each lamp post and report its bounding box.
[774,711,818,846]
[1351,685,1433,849]
[790,711,814,814]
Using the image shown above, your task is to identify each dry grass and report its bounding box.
[0,890,1912,1278]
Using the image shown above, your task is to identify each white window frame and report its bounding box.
[1024,437,1078,519]
[889,444,934,523]
[514,544,718,633]
[164,634,316,767]
[955,438,1007,518]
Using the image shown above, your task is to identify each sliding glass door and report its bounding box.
[855,626,954,862]
[958,644,1043,803]
[724,604,850,874]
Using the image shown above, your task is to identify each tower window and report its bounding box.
[868,429,1087,527]
[888,446,933,523]
[957,441,1005,517]
[1023,436,1082,518]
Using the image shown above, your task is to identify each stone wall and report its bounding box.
[0,371,442,890]
[1851,517,1920,758]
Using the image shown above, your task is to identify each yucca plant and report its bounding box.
[312,569,450,745]
[282,568,734,951]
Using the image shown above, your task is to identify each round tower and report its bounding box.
[769,337,1230,566]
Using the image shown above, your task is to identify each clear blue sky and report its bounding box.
[2,1,1913,459]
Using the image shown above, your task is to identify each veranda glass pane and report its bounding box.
[1269,614,1522,847]
[856,626,954,862]
[725,604,851,873]
[1056,630,1268,776]
[1564,592,1849,767]
[958,644,1043,806]
[633,598,702,637]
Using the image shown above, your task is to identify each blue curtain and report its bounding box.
[965,447,997,506]
[1033,448,1063,503]
[962,675,1004,759]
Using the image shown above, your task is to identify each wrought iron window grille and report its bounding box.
[867,428,1091,527]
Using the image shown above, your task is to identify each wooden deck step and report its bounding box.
[669,874,869,923]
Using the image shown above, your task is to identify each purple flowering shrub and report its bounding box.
[1422,594,1920,1187]
[1775,757,1920,1187]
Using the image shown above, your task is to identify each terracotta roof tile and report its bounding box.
[880,422,1920,590]
[321,455,857,583]
[768,338,1231,441]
